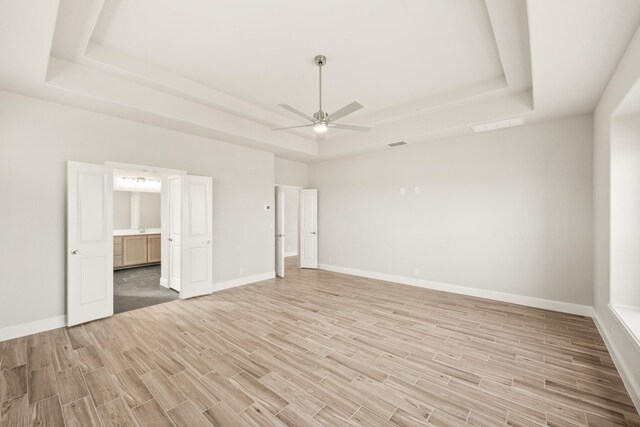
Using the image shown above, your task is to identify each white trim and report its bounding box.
[0,315,67,342]
[104,161,187,176]
[284,251,298,258]
[318,264,592,316]
[609,304,640,353]
[592,307,640,411]
[211,272,276,293]
[275,184,303,190]
[159,277,169,288]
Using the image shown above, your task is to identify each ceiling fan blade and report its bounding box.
[330,123,372,132]
[271,124,315,131]
[327,101,364,122]
[278,104,316,122]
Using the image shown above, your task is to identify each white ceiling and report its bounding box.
[92,0,504,122]
[0,0,639,162]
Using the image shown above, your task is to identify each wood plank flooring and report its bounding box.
[1,257,638,426]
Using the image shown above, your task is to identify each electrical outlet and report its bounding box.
[414,268,420,276]
[239,267,245,275]
[415,186,421,194]
[329,257,333,263]
[400,188,406,195]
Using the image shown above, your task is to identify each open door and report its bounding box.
[168,176,181,292]
[67,161,113,326]
[180,175,213,299]
[299,189,318,269]
[275,187,285,277]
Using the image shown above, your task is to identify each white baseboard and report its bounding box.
[284,251,298,258]
[0,272,276,342]
[592,308,640,412]
[159,277,169,288]
[318,264,592,317]
[0,315,67,342]
[211,271,276,293]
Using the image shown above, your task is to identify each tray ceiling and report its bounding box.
[91,0,504,121]
[1,0,639,162]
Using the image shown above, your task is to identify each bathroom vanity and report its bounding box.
[113,229,161,269]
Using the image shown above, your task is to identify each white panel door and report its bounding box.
[180,175,213,299]
[275,187,285,278]
[168,176,182,291]
[67,161,113,326]
[299,189,318,269]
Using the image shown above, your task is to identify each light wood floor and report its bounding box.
[1,257,638,427]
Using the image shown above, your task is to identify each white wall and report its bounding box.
[0,90,275,330]
[611,112,640,307]
[113,191,132,229]
[309,115,593,308]
[593,24,640,409]
[139,192,161,229]
[275,157,308,187]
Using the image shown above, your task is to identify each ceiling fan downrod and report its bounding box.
[313,55,328,122]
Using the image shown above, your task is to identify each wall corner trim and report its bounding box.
[318,264,593,316]
[592,308,640,412]
[0,315,67,342]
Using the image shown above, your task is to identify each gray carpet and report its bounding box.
[114,265,179,314]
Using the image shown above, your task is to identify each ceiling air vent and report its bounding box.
[471,116,525,133]
[388,141,407,147]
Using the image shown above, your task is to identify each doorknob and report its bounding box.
[203,240,211,244]
[168,238,173,242]
[71,249,80,255]
[310,232,317,235]
[277,234,285,238]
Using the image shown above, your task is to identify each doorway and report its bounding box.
[112,168,178,313]
[275,185,318,277]
[67,161,213,326]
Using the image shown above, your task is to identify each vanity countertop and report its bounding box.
[114,229,162,236]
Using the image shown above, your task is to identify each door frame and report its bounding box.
[274,185,303,277]
[105,162,187,292]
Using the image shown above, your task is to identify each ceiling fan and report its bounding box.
[272,55,372,138]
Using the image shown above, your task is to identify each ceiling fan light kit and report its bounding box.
[272,54,372,136]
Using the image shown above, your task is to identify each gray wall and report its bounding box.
[309,115,594,306]
[139,192,161,229]
[275,157,308,187]
[113,190,132,229]
[0,90,274,329]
